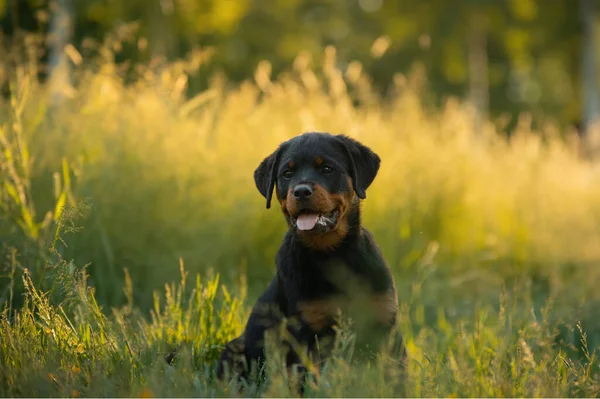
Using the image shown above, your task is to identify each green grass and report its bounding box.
[1,38,600,396]
[0,245,598,397]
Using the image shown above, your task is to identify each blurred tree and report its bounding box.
[467,0,491,132]
[48,0,72,104]
[0,0,596,133]
[579,0,599,140]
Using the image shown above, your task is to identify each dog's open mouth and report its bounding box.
[291,209,340,232]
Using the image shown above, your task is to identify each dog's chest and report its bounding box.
[284,256,394,332]
[292,257,361,298]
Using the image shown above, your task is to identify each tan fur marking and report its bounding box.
[298,291,397,331]
[225,336,246,353]
[371,292,399,326]
[298,178,356,251]
[300,221,349,252]
[280,177,356,251]
[297,298,342,331]
[288,161,295,168]
[315,156,323,166]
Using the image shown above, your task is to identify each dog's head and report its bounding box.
[254,132,380,251]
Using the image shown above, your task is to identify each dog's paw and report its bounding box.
[217,336,247,381]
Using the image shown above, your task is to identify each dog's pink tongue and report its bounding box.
[297,213,318,230]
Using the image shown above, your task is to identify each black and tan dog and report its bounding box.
[217,132,402,384]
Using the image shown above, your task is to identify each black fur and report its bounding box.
[334,135,380,199]
[217,132,403,386]
[254,142,286,209]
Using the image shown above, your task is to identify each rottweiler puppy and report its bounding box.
[217,132,402,385]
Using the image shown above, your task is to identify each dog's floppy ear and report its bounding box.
[254,145,284,209]
[335,135,381,199]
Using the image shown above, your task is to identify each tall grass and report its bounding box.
[1,36,600,396]
[0,235,598,396]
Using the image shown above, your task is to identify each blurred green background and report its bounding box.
[1,0,593,131]
[2,0,600,348]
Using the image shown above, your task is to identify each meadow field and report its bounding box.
[2,41,600,397]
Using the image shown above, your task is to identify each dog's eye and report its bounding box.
[283,170,293,179]
[321,165,333,175]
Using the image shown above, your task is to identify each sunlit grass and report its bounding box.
[1,37,600,396]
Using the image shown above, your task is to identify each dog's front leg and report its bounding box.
[217,275,286,382]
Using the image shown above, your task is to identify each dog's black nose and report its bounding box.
[293,184,313,201]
